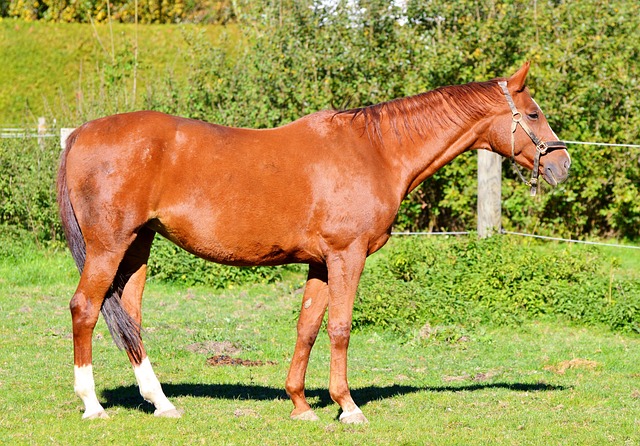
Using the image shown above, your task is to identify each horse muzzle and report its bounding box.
[540,145,571,187]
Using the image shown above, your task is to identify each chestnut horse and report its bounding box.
[57,62,570,423]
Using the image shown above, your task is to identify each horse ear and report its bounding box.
[508,61,531,92]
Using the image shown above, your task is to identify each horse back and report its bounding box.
[64,110,398,265]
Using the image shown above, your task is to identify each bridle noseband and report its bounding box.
[498,81,567,196]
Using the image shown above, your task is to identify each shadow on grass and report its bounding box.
[101,381,567,413]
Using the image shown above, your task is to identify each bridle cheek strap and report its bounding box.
[498,81,566,196]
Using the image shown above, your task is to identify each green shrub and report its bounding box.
[0,224,36,260]
[0,138,61,245]
[142,0,640,240]
[4,1,640,241]
[354,236,640,335]
[147,235,285,289]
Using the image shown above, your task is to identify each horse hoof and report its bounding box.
[154,408,182,418]
[84,410,109,420]
[290,409,320,421]
[339,410,368,424]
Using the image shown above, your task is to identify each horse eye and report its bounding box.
[528,112,539,120]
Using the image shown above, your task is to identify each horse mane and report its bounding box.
[335,79,505,145]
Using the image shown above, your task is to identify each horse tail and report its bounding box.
[57,128,86,273]
[102,276,145,363]
[57,129,144,363]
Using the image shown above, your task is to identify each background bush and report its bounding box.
[2,0,639,240]
[0,138,61,246]
[0,0,638,325]
[143,0,640,240]
[147,236,288,288]
[354,236,640,336]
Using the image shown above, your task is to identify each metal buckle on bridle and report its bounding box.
[498,81,566,197]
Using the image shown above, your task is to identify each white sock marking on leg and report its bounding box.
[134,357,176,414]
[74,365,106,418]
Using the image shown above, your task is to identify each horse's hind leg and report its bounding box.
[118,228,180,418]
[71,251,124,419]
[285,263,330,421]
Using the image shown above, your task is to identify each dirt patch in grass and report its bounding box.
[207,355,277,367]
[543,358,599,375]
[186,340,242,356]
[442,370,499,383]
[233,408,259,417]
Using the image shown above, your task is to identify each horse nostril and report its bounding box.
[563,159,571,170]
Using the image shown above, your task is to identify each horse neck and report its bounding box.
[397,118,487,195]
[371,87,499,198]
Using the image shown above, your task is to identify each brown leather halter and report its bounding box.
[498,80,567,196]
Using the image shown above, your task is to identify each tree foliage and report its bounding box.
[1,0,639,241]
[2,0,235,23]
[145,0,640,239]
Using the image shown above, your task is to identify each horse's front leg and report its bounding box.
[285,263,329,421]
[326,246,368,424]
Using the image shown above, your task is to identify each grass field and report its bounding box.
[1,240,639,445]
[0,19,233,125]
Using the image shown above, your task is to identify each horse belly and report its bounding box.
[151,180,321,266]
[151,213,317,267]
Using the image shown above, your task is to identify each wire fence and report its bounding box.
[565,140,640,149]
[391,230,640,250]
[501,230,640,250]
[2,127,640,149]
[0,128,57,139]
[389,140,640,250]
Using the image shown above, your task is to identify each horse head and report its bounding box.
[489,62,571,195]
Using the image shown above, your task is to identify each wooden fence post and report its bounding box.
[477,150,502,238]
[60,128,76,149]
[37,117,46,149]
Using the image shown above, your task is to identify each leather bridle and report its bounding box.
[498,80,567,196]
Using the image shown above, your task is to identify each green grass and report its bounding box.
[600,244,640,280]
[1,242,640,444]
[0,18,235,125]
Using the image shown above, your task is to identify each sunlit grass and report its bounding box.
[1,243,639,444]
[0,19,237,124]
